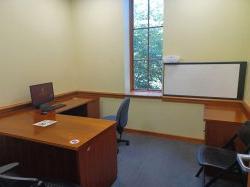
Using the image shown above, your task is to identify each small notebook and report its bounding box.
[33,120,57,127]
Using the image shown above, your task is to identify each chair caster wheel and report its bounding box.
[126,142,130,146]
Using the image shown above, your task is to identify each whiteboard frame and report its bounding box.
[163,62,247,100]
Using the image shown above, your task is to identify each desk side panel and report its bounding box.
[77,125,117,187]
[248,173,250,187]
[205,120,244,151]
[0,136,79,183]
[87,99,100,118]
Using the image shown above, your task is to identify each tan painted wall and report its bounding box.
[244,16,250,104]
[0,0,77,106]
[72,0,125,93]
[0,0,248,139]
[73,0,249,139]
[245,60,250,104]
[244,6,250,104]
[165,0,250,106]
[101,98,204,139]
[164,0,249,61]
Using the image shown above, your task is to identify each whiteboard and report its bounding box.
[163,63,246,99]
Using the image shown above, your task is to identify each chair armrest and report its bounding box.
[0,175,42,183]
[237,154,250,173]
[0,163,19,174]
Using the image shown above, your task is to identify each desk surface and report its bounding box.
[204,105,248,124]
[55,97,94,113]
[0,98,116,151]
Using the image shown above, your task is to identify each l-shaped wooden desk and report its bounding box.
[0,97,117,187]
[204,104,248,148]
[204,103,250,184]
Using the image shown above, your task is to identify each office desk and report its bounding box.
[204,104,250,187]
[204,105,248,148]
[0,98,117,187]
[55,97,100,118]
[203,104,250,181]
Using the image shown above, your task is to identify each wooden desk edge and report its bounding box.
[0,96,106,151]
[0,121,116,151]
[0,131,78,151]
[243,101,250,119]
[55,98,95,113]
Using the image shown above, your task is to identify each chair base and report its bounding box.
[195,165,246,187]
[195,166,203,177]
[117,139,130,146]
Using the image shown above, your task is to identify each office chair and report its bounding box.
[195,120,250,187]
[0,162,80,187]
[103,97,130,146]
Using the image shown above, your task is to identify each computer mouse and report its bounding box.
[41,111,48,115]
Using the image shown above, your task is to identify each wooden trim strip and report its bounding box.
[129,0,134,91]
[77,91,162,99]
[242,101,250,118]
[0,102,31,114]
[0,91,78,114]
[54,91,79,101]
[162,96,243,107]
[78,90,243,106]
[77,91,124,99]
[1,90,247,116]
[124,128,204,144]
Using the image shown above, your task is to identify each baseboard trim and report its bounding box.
[124,128,204,144]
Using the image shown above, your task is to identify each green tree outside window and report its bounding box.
[132,0,164,90]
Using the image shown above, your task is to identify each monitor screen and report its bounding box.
[30,82,54,107]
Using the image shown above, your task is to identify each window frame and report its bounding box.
[129,0,163,91]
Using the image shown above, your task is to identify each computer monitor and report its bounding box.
[30,82,54,108]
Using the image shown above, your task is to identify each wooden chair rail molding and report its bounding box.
[76,90,162,99]
[77,90,243,105]
[162,96,243,107]
[1,90,250,119]
[77,91,249,112]
[0,91,78,115]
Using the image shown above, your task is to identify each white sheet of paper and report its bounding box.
[33,120,57,127]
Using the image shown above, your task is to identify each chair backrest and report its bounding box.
[116,97,130,128]
[238,121,250,150]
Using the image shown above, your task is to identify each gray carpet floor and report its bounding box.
[112,132,242,187]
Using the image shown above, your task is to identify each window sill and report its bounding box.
[126,91,162,99]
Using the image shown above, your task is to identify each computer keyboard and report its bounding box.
[50,103,66,110]
[40,103,66,112]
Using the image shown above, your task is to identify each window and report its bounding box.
[130,0,164,91]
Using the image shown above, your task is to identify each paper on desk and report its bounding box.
[33,120,57,127]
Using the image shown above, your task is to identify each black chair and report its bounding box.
[195,121,250,187]
[103,97,130,145]
[0,162,80,187]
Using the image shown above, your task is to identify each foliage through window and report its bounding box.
[131,0,164,90]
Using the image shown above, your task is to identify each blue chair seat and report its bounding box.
[102,98,130,146]
[103,115,116,121]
